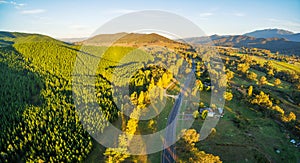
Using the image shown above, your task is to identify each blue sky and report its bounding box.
[0,0,299,38]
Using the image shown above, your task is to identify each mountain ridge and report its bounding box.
[76,32,193,51]
[183,31,300,56]
[0,31,65,47]
[244,28,300,42]
[2,30,300,56]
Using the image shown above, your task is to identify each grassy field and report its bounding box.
[249,55,300,73]
[191,92,300,162]
[231,67,299,118]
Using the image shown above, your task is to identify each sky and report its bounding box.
[0,0,299,38]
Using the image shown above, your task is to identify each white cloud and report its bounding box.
[0,0,8,4]
[0,1,25,8]
[199,12,214,17]
[21,9,46,14]
[10,1,25,7]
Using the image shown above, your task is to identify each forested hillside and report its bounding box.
[0,37,92,162]
[0,32,154,162]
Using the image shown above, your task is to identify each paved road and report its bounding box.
[162,61,195,163]
[162,93,182,163]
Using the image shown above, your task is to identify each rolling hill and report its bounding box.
[0,31,64,46]
[76,32,193,51]
[244,29,300,42]
[183,35,300,56]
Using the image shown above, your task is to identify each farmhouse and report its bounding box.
[198,107,224,118]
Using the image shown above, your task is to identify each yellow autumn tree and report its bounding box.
[251,91,272,108]
[224,92,233,101]
[176,129,222,162]
[237,63,250,73]
[259,76,268,85]
[281,112,296,122]
[247,72,257,81]
[274,78,281,86]
[226,70,234,81]
[271,105,284,115]
[248,85,253,96]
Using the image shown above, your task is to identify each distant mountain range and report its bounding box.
[1,29,300,56]
[58,37,87,43]
[244,29,300,42]
[183,29,300,55]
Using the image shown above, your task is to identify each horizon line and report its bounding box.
[0,27,299,40]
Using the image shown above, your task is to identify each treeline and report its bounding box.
[218,46,300,63]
